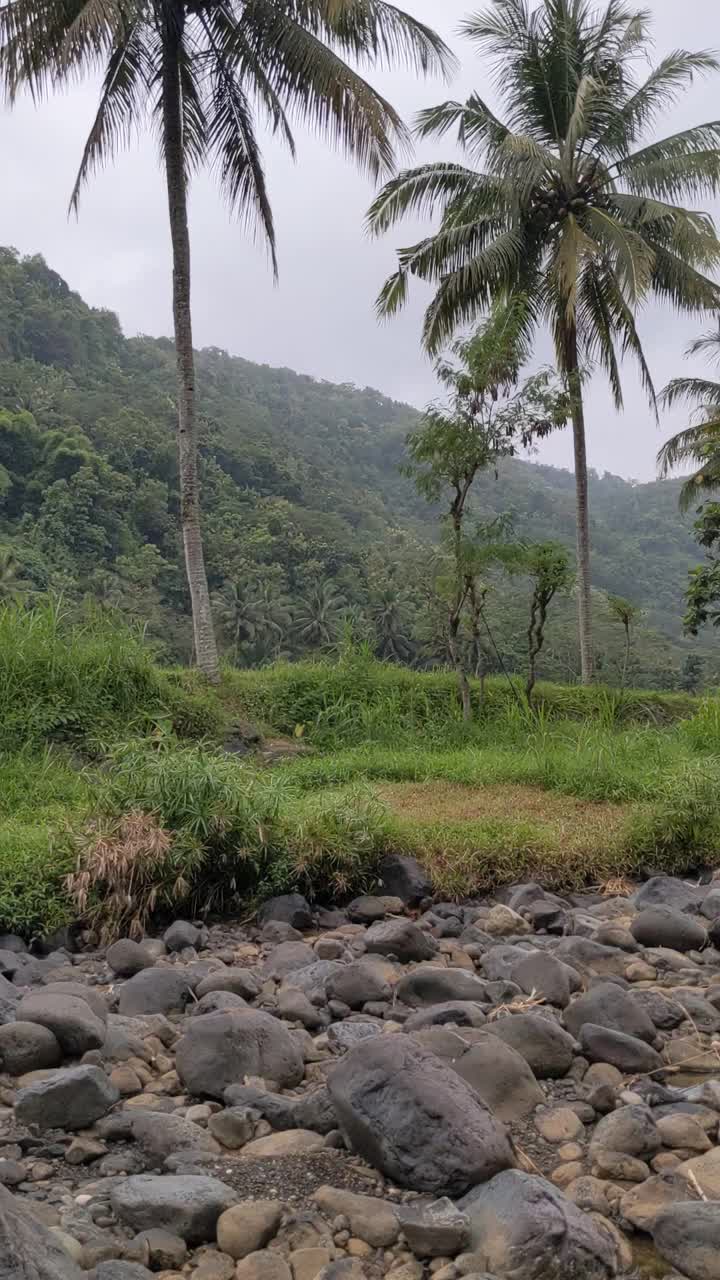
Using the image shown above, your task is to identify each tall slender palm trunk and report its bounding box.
[162,8,219,681]
[566,329,594,686]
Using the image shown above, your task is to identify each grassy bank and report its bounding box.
[1,607,718,940]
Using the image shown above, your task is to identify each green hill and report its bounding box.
[0,246,709,687]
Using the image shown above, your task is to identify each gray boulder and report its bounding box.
[488,1013,576,1078]
[396,1198,469,1258]
[281,961,344,1003]
[257,894,313,931]
[224,1083,336,1134]
[450,1035,544,1122]
[395,968,488,1008]
[377,853,432,906]
[631,907,707,952]
[328,1035,515,1195]
[260,942,315,981]
[652,1203,720,1280]
[0,1021,62,1074]
[0,1184,85,1280]
[130,1111,220,1162]
[192,991,248,1017]
[510,952,571,1008]
[579,1023,663,1073]
[41,982,107,1022]
[15,991,105,1056]
[163,920,205,952]
[326,960,392,1008]
[459,1169,618,1280]
[176,1010,304,1100]
[106,939,155,978]
[634,876,702,913]
[364,920,437,963]
[195,968,261,1001]
[15,1065,118,1131]
[590,1105,662,1159]
[404,1002,487,1030]
[111,1174,236,1243]
[117,968,194,1016]
[564,981,656,1044]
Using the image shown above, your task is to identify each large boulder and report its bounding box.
[195,969,261,1001]
[224,1083,336,1135]
[364,920,437,964]
[652,1203,720,1280]
[631,907,707,952]
[326,960,392,1009]
[111,1174,237,1244]
[449,1035,544,1122]
[163,920,205,952]
[377,854,432,906]
[510,952,571,1008]
[15,1065,118,1131]
[564,981,656,1044]
[117,968,194,1016]
[0,1021,62,1075]
[579,1024,663,1073]
[634,876,702,913]
[15,992,104,1056]
[458,1169,618,1280]
[130,1111,220,1161]
[107,939,156,978]
[257,894,313,931]
[590,1106,662,1159]
[0,1184,85,1280]
[488,1013,576,1078]
[176,1010,304,1100]
[328,1035,515,1195]
[394,968,488,1008]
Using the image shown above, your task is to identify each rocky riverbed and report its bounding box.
[3,856,720,1280]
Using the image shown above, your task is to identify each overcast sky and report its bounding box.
[1,0,719,480]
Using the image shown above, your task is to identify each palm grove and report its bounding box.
[2,0,720,692]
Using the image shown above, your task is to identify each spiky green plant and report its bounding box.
[658,325,720,510]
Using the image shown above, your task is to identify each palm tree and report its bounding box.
[1,0,451,681]
[658,326,720,510]
[370,585,414,661]
[296,580,346,650]
[368,0,720,684]
[607,593,642,687]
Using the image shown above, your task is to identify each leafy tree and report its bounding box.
[296,581,346,651]
[215,576,291,666]
[369,586,414,663]
[368,0,720,685]
[519,542,574,706]
[680,652,704,693]
[658,326,720,510]
[1,0,451,681]
[684,503,720,636]
[405,301,567,718]
[607,594,643,687]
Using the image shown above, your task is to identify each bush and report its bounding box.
[0,820,73,937]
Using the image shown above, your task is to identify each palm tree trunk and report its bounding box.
[566,328,594,685]
[161,9,219,682]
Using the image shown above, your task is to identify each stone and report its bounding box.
[106,940,155,978]
[258,894,313,931]
[290,1248,333,1280]
[117,969,194,1016]
[278,987,328,1030]
[0,1160,27,1186]
[190,1254,235,1280]
[216,1201,282,1260]
[396,1199,469,1258]
[282,962,344,1003]
[652,1203,720,1280]
[347,896,403,923]
[591,1106,661,1158]
[553,938,625,978]
[208,1107,255,1150]
[94,1265,154,1280]
[0,1183,85,1280]
[15,1064,118,1131]
[65,1136,107,1165]
[224,1083,336,1134]
[620,1174,696,1231]
[241,1130,325,1157]
[631,989,685,1030]
[326,961,392,1008]
[678,1148,720,1199]
[130,1111,220,1161]
[510,953,570,1008]
[535,1108,584,1143]
[656,1112,712,1152]
[364,920,437,964]
[590,1150,649,1182]
[664,1035,720,1073]
[631,907,707,952]
[312,1187,399,1248]
[133,1230,187,1270]
[195,969,261,1001]
[489,1013,576,1078]
[176,1010,304,1099]
[377,854,432,906]
[484,905,531,937]
[563,982,655,1044]
[579,1024,663,1073]
[450,1035,543,1122]
[15,992,105,1056]
[634,876,701,913]
[404,1003,487,1031]
[234,1252,292,1280]
[163,920,204,952]
[328,1035,514,1195]
[327,1022,382,1053]
[261,942,316,981]
[394,969,487,1008]
[458,1170,617,1280]
[0,1021,61,1075]
[111,1175,237,1244]
[41,981,107,1021]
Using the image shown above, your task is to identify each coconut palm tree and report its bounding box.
[296,580,346,649]
[0,0,452,681]
[368,0,720,684]
[658,326,720,510]
[607,593,643,687]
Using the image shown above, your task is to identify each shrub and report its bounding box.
[0,820,73,937]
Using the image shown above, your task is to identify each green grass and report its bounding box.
[0,611,718,939]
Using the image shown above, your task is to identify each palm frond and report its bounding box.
[420,228,527,353]
[660,377,720,411]
[582,205,655,303]
[598,51,719,153]
[367,163,508,234]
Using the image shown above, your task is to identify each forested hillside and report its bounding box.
[0,247,711,687]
